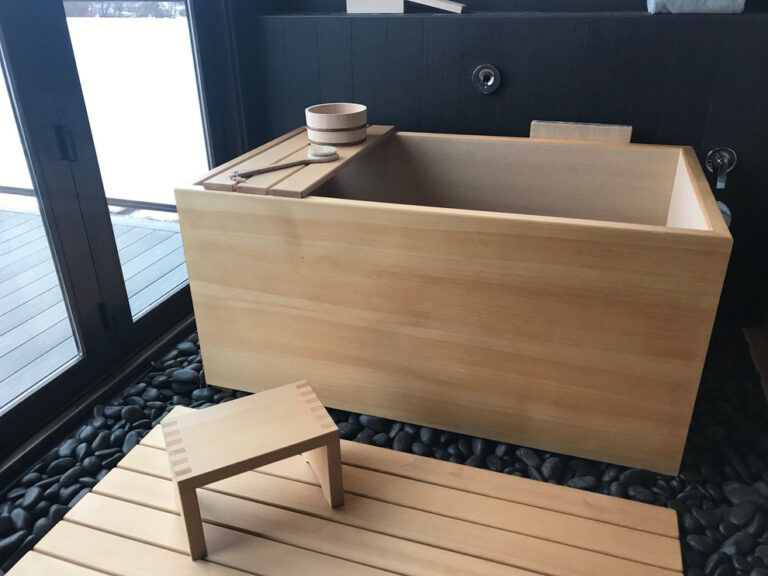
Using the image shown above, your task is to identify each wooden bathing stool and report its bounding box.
[7,398,685,575]
[161,380,343,559]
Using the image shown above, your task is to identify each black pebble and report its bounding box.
[10,509,31,531]
[58,484,82,505]
[103,406,123,419]
[566,476,598,491]
[74,442,91,462]
[32,517,51,539]
[412,442,432,457]
[57,439,78,459]
[0,515,12,538]
[694,508,723,529]
[110,429,126,448]
[464,454,484,468]
[171,369,199,384]
[78,425,97,443]
[42,483,59,502]
[457,438,472,458]
[516,447,542,468]
[471,438,489,457]
[601,466,621,483]
[729,502,758,527]
[20,487,42,510]
[31,500,50,519]
[419,427,437,445]
[371,433,389,447]
[60,466,83,488]
[141,387,161,402]
[92,430,111,452]
[687,534,717,555]
[191,387,216,402]
[354,429,376,445]
[47,504,68,524]
[704,551,730,575]
[719,520,738,538]
[724,482,762,506]
[176,341,197,355]
[434,449,450,461]
[720,531,755,556]
[0,530,28,558]
[359,415,390,434]
[68,487,90,508]
[486,454,503,472]
[392,431,413,452]
[541,457,564,482]
[627,485,655,504]
[121,405,143,423]
[82,456,101,476]
[46,457,75,476]
[122,431,141,454]
[620,468,653,487]
[19,473,42,488]
[337,421,361,440]
[527,466,544,482]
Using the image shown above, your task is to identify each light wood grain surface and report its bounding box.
[161,382,343,558]
[177,130,730,474]
[530,120,632,143]
[10,413,682,576]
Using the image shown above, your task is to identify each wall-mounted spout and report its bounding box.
[705,147,737,191]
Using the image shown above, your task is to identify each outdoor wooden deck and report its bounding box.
[8,406,683,576]
[0,208,185,408]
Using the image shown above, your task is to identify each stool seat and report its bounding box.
[162,380,343,559]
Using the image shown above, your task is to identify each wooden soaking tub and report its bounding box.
[176,127,732,475]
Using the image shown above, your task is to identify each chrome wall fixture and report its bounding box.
[472,64,501,95]
[705,147,737,191]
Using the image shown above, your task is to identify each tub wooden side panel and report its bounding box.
[176,188,731,474]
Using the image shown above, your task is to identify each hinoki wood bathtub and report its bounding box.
[176,128,732,474]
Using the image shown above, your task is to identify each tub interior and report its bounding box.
[313,133,710,230]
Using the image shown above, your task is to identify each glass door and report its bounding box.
[0,0,211,459]
[63,0,208,319]
[0,67,80,408]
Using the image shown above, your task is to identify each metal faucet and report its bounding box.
[705,148,737,191]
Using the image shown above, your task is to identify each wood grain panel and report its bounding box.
[9,409,682,576]
[176,136,731,473]
[124,441,680,569]
[8,551,106,575]
[66,493,394,576]
[82,485,527,576]
[141,408,679,539]
[34,522,251,576]
[103,459,679,576]
[317,133,680,225]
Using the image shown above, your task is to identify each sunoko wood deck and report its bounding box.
[9,406,683,576]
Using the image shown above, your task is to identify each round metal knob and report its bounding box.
[472,65,501,95]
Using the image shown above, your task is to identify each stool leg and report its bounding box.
[304,436,344,508]
[177,485,207,560]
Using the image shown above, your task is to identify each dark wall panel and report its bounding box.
[230,11,768,322]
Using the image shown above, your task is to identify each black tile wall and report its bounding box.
[229,9,768,322]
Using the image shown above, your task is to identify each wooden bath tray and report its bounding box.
[9,406,683,576]
[196,125,394,197]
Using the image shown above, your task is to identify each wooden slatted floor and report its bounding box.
[8,406,683,576]
[0,208,186,408]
